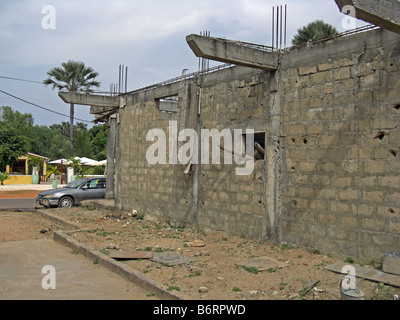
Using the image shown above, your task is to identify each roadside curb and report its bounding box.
[36,209,185,300]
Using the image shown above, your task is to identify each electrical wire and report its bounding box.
[0,89,92,124]
[0,75,43,84]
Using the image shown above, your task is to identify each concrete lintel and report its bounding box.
[58,92,119,107]
[186,34,278,70]
[335,0,400,34]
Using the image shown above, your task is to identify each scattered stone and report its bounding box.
[249,290,258,296]
[198,286,209,293]
[194,250,210,257]
[217,276,224,281]
[107,244,120,250]
[185,240,205,247]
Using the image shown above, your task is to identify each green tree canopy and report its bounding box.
[0,106,31,170]
[292,20,339,45]
[0,126,25,170]
[0,106,107,162]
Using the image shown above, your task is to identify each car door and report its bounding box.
[80,179,106,200]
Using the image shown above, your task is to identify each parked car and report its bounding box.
[35,177,106,208]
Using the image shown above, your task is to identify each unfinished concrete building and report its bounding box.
[60,1,400,261]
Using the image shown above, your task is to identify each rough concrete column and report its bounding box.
[106,115,117,200]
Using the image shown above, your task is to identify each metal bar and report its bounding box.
[272,6,274,51]
[284,4,287,49]
[125,66,128,93]
[276,6,279,50]
[280,5,283,49]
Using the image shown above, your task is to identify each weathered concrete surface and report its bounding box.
[114,27,400,262]
[58,92,119,107]
[335,0,400,34]
[326,261,400,287]
[0,239,159,300]
[186,34,279,70]
[383,252,400,276]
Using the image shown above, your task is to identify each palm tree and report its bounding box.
[292,20,339,46]
[44,60,101,154]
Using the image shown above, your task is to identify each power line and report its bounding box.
[0,75,43,84]
[0,89,92,124]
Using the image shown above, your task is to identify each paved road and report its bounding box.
[0,198,35,211]
[0,239,159,300]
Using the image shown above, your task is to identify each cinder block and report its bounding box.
[383,252,400,276]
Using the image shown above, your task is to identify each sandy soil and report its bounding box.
[6,204,394,301]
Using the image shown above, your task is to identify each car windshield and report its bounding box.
[64,178,89,189]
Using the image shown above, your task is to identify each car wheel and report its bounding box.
[59,196,74,208]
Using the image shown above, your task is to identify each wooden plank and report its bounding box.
[109,250,154,260]
[325,261,400,287]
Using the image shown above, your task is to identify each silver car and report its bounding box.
[35,177,106,208]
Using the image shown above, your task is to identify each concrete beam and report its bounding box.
[335,0,400,34]
[186,34,278,70]
[90,105,118,115]
[58,92,119,107]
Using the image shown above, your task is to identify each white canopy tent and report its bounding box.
[49,157,106,166]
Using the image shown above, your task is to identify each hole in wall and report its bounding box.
[389,149,398,157]
[242,132,266,161]
[292,200,298,207]
[388,208,395,214]
[394,103,400,110]
[373,131,386,140]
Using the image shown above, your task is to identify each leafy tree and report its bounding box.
[0,126,25,170]
[43,60,101,153]
[292,20,339,45]
[73,129,94,158]
[89,123,108,160]
[0,106,34,151]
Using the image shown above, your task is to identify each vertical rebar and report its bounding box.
[284,4,287,49]
[280,5,283,49]
[125,66,128,93]
[276,6,279,50]
[272,6,274,51]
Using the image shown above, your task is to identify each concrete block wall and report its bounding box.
[114,28,399,261]
[280,28,400,261]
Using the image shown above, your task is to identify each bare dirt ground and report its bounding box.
[0,190,41,199]
[2,204,399,300]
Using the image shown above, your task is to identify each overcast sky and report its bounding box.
[0,0,366,127]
